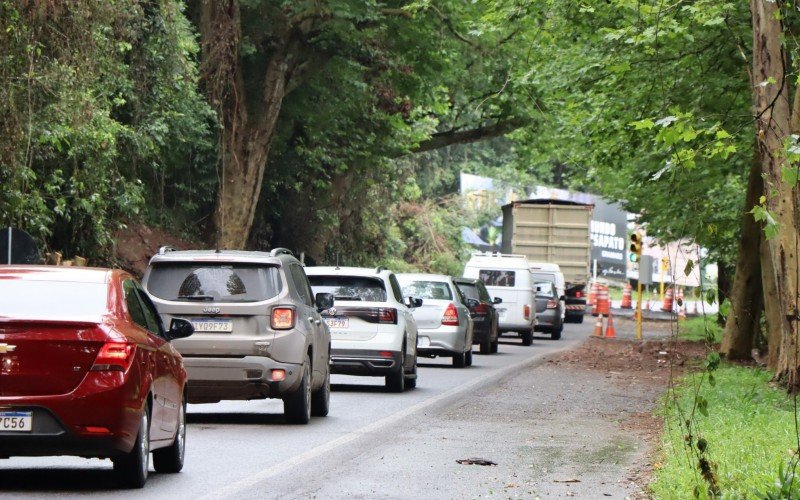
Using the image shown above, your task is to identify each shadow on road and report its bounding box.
[330,383,390,393]
[0,466,175,492]
[187,412,285,425]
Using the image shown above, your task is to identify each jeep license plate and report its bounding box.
[0,411,32,432]
[190,319,233,333]
[324,317,349,329]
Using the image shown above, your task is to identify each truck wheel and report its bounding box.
[284,355,312,424]
[490,338,499,353]
[521,330,533,346]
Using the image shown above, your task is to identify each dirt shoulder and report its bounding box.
[545,317,714,497]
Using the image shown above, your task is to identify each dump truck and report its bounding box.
[500,199,593,323]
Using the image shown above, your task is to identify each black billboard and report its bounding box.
[589,200,628,280]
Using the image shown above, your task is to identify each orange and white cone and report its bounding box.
[593,314,604,337]
[605,312,616,339]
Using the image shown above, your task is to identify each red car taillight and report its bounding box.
[523,304,531,320]
[473,303,489,315]
[378,308,398,324]
[546,299,558,309]
[272,308,296,330]
[442,303,459,326]
[575,291,583,298]
[91,342,136,372]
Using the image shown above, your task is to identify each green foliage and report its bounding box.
[0,0,213,260]
[678,316,723,343]
[652,365,799,498]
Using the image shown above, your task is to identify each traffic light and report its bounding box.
[629,232,643,262]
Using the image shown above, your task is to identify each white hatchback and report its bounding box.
[305,267,419,392]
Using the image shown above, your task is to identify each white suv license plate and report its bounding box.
[325,317,349,329]
[0,411,32,432]
[190,319,233,333]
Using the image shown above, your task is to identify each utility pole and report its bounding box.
[629,232,644,340]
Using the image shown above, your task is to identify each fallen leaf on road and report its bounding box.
[456,458,497,466]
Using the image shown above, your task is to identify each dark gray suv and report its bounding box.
[142,248,333,424]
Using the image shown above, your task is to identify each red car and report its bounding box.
[0,266,194,488]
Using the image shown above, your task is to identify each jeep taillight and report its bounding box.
[523,304,531,320]
[271,307,296,330]
[442,303,459,326]
[546,299,558,309]
[91,342,136,372]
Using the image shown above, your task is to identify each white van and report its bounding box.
[529,262,566,321]
[463,253,536,346]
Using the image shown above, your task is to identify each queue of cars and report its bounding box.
[0,249,568,488]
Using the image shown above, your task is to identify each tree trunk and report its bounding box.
[762,234,781,369]
[751,0,800,390]
[721,154,763,359]
[199,1,298,249]
[716,260,732,327]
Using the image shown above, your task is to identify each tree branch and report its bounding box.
[409,118,531,154]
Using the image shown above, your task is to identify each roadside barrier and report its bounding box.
[621,283,632,309]
[604,311,616,338]
[592,314,604,337]
[594,286,610,316]
[661,288,674,312]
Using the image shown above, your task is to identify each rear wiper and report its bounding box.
[334,296,362,301]
[177,294,215,301]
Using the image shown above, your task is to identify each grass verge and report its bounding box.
[650,364,800,498]
[677,316,723,343]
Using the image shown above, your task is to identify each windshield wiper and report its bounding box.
[177,294,215,301]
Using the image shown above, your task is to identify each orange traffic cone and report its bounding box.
[605,312,616,339]
[593,314,604,337]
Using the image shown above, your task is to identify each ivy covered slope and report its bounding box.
[0,1,215,260]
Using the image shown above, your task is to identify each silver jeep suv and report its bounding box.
[142,247,332,424]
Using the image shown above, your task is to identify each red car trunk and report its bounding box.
[0,321,106,397]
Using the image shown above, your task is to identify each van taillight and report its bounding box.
[91,342,136,371]
[442,303,459,326]
[523,304,531,320]
[378,308,398,324]
[272,308,296,329]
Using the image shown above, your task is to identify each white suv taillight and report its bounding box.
[442,303,459,326]
[91,342,136,371]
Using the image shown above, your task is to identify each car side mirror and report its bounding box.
[167,318,194,341]
[493,297,502,304]
[315,292,334,312]
[405,296,423,308]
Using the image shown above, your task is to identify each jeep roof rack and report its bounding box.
[269,247,294,257]
[157,245,176,255]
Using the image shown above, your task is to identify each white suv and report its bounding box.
[305,267,419,392]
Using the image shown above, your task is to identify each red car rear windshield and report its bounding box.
[0,281,108,320]
[146,263,282,302]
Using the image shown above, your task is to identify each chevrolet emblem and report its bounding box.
[0,344,16,354]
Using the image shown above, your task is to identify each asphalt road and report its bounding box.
[0,322,617,499]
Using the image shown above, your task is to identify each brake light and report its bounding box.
[473,303,489,315]
[546,299,558,309]
[442,303,459,326]
[378,308,398,324]
[523,304,531,320]
[91,342,136,371]
[271,308,296,330]
[575,291,583,298]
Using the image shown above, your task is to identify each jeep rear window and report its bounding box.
[146,263,282,302]
[399,281,453,301]
[456,283,480,301]
[478,270,516,287]
[307,276,387,302]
